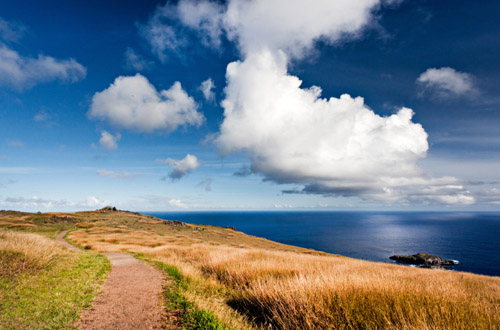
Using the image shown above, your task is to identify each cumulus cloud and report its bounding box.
[158,154,200,180]
[151,0,475,205]
[0,44,86,90]
[83,196,110,208]
[98,131,121,150]
[169,198,187,208]
[88,74,203,133]
[124,47,152,71]
[417,67,477,99]
[96,169,140,178]
[199,78,215,102]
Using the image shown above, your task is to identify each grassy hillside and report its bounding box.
[1,209,499,329]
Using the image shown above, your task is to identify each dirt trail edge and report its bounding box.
[57,231,166,329]
[56,230,82,252]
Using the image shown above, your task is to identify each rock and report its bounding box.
[163,220,186,227]
[390,253,458,268]
[44,215,77,224]
[101,206,118,212]
[225,226,237,231]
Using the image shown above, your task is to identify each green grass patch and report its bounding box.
[0,252,110,329]
[134,253,227,330]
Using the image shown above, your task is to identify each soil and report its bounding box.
[56,231,169,329]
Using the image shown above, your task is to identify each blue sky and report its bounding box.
[1,0,499,212]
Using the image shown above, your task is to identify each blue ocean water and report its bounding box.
[144,211,500,277]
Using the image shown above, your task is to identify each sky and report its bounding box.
[0,0,499,212]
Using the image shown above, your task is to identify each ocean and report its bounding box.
[144,211,500,277]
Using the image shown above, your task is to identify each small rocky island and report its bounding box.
[390,253,458,269]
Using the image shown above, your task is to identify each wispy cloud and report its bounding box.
[33,110,49,122]
[0,44,86,91]
[197,178,212,191]
[0,17,26,42]
[7,140,24,148]
[124,47,153,71]
[199,78,215,102]
[233,164,252,177]
[96,169,141,178]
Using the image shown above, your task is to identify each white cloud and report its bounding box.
[3,196,74,209]
[124,47,152,71]
[175,0,226,48]
[88,74,204,133]
[141,8,186,63]
[169,198,187,208]
[158,154,200,180]
[145,0,475,205]
[98,131,121,150]
[417,67,477,99]
[199,78,215,102]
[96,169,140,178]
[141,0,224,61]
[0,195,114,211]
[216,50,473,204]
[0,44,86,90]
[273,203,293,209]
[83,196,110,208]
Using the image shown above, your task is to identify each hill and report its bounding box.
[1,208,499,329]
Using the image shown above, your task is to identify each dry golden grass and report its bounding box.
[67,223,500,330]
[0,230,69,276]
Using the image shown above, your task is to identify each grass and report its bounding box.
[135,253,228,330]
[0,230,110,329]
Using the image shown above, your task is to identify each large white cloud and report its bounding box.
[0,44,86,90]
[88,74,204,133]
[148,0,475,205]
[417,67,476,99]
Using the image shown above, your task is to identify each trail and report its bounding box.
[57,230,168,329]
[55,230,82,252]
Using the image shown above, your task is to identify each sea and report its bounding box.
[144,211,500,277]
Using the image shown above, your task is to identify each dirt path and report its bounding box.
[55,230,82,252]
[56,231,167,329]
[77,252,166,330]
